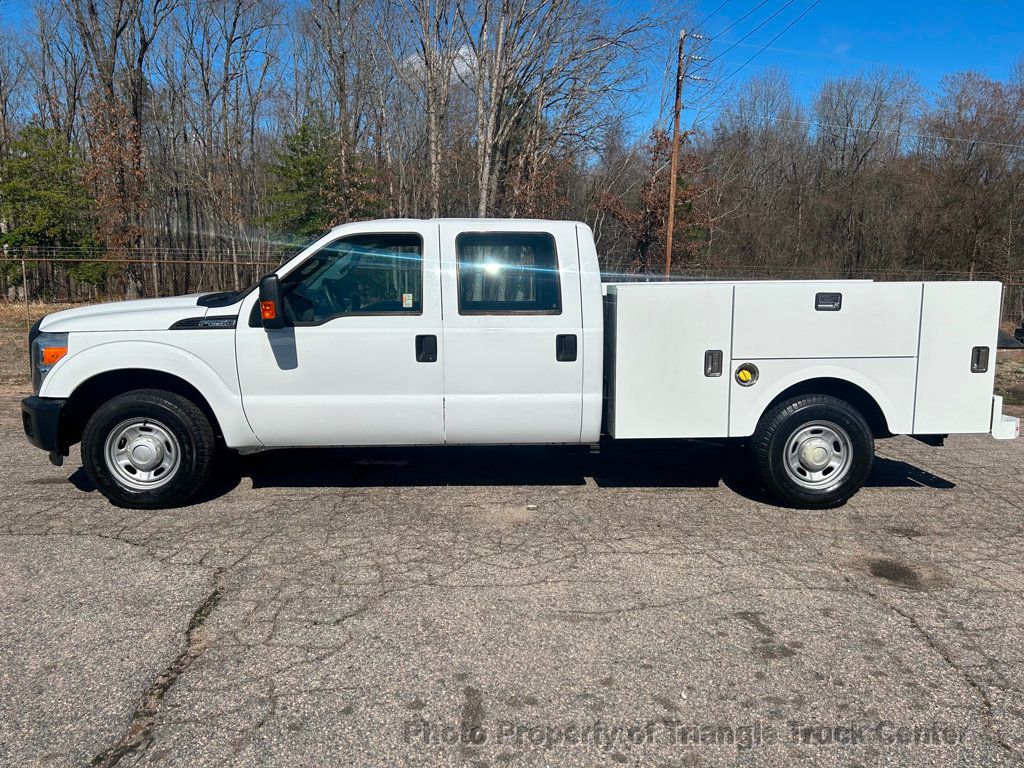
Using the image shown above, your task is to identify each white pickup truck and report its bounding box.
[22,218,1020,509]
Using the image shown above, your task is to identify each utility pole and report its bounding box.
[664,28,687,279]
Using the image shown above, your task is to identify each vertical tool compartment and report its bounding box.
[913,282,1001,434]
[605,283,734,439]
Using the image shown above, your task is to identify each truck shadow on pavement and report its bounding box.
[66,442,955,506]
[66,442,958,507]
[68,442,955,506]
[106,441,953,506]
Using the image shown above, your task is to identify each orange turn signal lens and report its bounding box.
[260,300,277,320]
[41,346,68,366]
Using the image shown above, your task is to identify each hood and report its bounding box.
[39,294,211,333]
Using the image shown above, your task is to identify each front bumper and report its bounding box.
[992,395,1021,440]
[21,396,68,454]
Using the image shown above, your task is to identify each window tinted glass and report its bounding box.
[280,234,422,324]
[457,232,561,314]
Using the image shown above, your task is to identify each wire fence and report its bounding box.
[1,249,1022,327]
[0,248,285,305]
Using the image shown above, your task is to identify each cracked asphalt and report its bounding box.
[1,396,1022,767]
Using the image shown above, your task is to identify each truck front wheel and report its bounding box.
[81,389,216,509]
[751,394,874,508]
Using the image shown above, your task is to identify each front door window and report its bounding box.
[280,233,423,324]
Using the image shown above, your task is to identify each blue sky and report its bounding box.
[4,0,1022,133]
[670,0,1024,125]
[4,0,1021,92]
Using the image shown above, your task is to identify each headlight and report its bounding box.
[30,331,69,393]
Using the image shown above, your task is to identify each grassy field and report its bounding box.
[3,301,1023,415]
[997,321,1024,412]
[998,357,1024,407]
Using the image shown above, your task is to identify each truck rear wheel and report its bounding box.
[81,389,216,509]
[751,394,874,508]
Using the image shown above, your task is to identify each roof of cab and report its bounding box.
[330,217,587,231]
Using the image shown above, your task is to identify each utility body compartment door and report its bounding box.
[913,281,1001,434]
[438,221,584,444]
[605,283,733,439]
[731,281,921,359]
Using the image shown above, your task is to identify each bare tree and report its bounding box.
[384,0,462,218]
[30,4,88,143]
[58,0,177,293]
[457,0,660,216]
[6,0,1022,311]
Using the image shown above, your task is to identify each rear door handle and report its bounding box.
[415,334,437,363]
[971,345,989,373]
[556,334,577,362]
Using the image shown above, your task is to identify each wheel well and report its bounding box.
[62,369,222,447]
[766,378,890,437]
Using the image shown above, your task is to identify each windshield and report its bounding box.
[278,234,321,265]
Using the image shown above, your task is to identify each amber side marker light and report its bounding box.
[260,300,277,320]
[41,346,68,366]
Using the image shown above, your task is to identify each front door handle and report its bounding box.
[704,349,723,377]
[415,334,437,363]
[556,334,577,362]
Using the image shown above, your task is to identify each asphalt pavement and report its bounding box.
[1,397,1022,767]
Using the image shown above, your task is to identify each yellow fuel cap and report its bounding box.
[735,363,759,386]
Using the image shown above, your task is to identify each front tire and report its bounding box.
[751,394,874,509]
[81,389,216,509]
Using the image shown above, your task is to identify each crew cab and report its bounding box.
[21,218,1020,509]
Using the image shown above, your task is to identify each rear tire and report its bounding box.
[751,394,873,508]
[81,389,216,509]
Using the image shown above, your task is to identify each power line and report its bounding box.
[695,0,734,30]
[722,0,822,83]
[711,0,776,39]
[709,0,801,64]
[713,38,923,71]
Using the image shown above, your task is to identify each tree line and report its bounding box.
[0,1,1022,315]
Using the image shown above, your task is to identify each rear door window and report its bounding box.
[456,232,561,315]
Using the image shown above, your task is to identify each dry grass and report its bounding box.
[997,357,1024,407]
[997,323,1024,415]
[0,302,83,393]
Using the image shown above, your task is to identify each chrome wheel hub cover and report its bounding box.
[104,418,181,491]
[784,421,852,489]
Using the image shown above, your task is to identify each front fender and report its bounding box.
[40,337,260,448]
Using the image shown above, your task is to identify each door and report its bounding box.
[439,221,584,444]
[914,281,1001,434]
[235,223,444,446]
[605,283,734,438]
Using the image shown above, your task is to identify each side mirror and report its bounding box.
[258,274,284,329]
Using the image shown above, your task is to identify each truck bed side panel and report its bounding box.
[604,279,1002,441]
[727,357,917,437]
